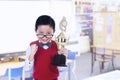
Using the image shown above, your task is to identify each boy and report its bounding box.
[28,15,76,80]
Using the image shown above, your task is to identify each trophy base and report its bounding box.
[52,54,67,67]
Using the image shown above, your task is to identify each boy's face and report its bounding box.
[36,25,54,44]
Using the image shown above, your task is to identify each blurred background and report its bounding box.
[1,0,120,80]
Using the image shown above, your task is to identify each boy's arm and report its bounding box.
[28,44,38,61]
[59,48,77,60]
[24,46,34,71]
[29,54,35,61]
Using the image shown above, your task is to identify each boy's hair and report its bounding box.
[35,15,55,32]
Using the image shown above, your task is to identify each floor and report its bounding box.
[1,52,120,80]
[59,52,120,80]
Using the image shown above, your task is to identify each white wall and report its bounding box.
[0,1,75,53]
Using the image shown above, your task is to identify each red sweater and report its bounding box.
[30,40,59,80]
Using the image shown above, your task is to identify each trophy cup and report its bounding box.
[55,16,68,49]
[52,16,68,67]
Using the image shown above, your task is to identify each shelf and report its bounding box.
[76,20,93,22]
[75,13,93,16]
[82,27,92,30]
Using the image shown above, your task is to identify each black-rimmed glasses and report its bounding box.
[36,33,53,38]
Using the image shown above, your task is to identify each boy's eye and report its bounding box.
[36,33,43,36]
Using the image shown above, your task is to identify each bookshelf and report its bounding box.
[74,0,94,45]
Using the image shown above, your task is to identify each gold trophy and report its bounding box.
[53,16,68,67]
[55,16,68,49]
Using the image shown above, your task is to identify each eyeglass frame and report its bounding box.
[36,33,53,38]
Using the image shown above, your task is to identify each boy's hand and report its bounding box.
[30,44,38,55]
[58,48,68,56]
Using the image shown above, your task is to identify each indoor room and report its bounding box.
[0,0,120,80]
